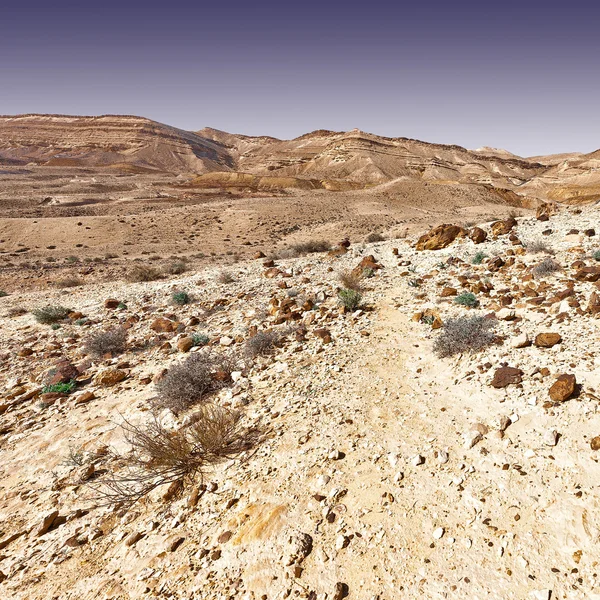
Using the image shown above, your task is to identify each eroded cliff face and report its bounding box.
[0,115,233,173]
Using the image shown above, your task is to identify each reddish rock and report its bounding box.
[17,347,34,357]
[314,328,332,343]
[94,368,127,387]
[351,255,382,278]
[177,337,194,352]
[150,317,175,333]
[587,291,600,316]
[104,298,120,309]
[469,227,487,244]
[491,217,517,236]
[591,436,600,451]
[549,374,576,401]
[253,251,266,259]
[487,256,505,272]
[43,360,79,386]
[264,267,281,279]
[534,332,562,348]
[415,224,466,251]
[490,366,523,388]
[574,266,600,282]
[262,259,275,268]
[440,287,457,297]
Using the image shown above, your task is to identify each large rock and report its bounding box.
[534,333,562,348]
[574,266,600,282]
[549,374,576,401]
[491,217,517,236]
[490,366,523,388]
[351,255,382,277]
[94,368,127,387]
[469,227,487,244]
[415,224,466,251]
[150,317,176,333]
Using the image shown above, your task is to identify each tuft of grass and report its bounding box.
[154,351,237,414]
[434,316,496,358]
[84,327,128,358]
[592,250,600,261]
[245,330,282,359]
[454,292,479,308]
[217,271,235,284]
[338,271,363,292]
[532,257,561,278]
[526,239,555,255]
[472,251,487,265]
[126,265,162,283]
[172,291,191,305]
[436,261,448,270]
[191,333,210,347]
[32,305,70,324]
[408,279,421,288]
[338,288,363,311]
[54,277,83,288]
[42,380,76,394]
[365,232,385,243]
[288,240,331,256]
[362,267,375,278]
[164,261,187,275]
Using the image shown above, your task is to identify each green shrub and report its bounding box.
[192,333,210,346]
[454,292,479,307]
[362,267,375,278]
[42,380,76,394]
[338,288,363,311]
[408,279,421,288]
[593,250,600,261]
[172,291,191,305]
[472,251,486,265]
[434,316,496,358]
[32,305,70,324]
[0,291,8,297]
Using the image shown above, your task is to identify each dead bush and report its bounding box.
[532,257,561,278]
[365,232,385,243]
[433,316,496,358]
[526,239,555,255]
[54,277,84,288]
[164,261,187,275]
[84,327,128,358]
[245,330,283,359]
[338,270,364,292]
[91,405,259,506]
[154,351,237,414]
[126,265,162,283]
[217,270,235,284]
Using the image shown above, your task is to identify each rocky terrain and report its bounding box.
[0,202,599,599]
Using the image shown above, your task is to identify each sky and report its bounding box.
[1,0,599,156]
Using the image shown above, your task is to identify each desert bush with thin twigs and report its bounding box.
[365,232,385,243]
[338,288,363,311]
[338,271,363,292]
[434,316,496,358]
[532,257,561,277]
[126,265,162,283]
[164,261,187,275]
[245,330,282,359]
[54,277,83,288]
[32,305,70,324]
[526,239,555,255]
[154,351,237,414]
[91,405,260,506]
[273,240,332,259]
[84,327,128,358]
[217,271,235,284]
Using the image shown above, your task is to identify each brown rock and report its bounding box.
[440,287,457,297]
[416,224,466,251]
[43,360,79,386]
[591,436,600,451]
[104,298,120,309]
[35,510,59,536]
[574,266,600,282]
[94,368,127,387]
[150,317,175,333]
[124,531,143,547]
[549,374,576,401]
[314,328,332,343]
[490,366,523,388]
[587,291,600,316]
[469,227,487,244]
[253,251,266,259]
[264,267,281,279]
[17,347,34,357]
[177,337,194,352]
[536,202,557,221]
[487,256,505,272]
[491,217,517,236]
[351,255,382,278]
[74,390,95,405]
[534,332,562,348]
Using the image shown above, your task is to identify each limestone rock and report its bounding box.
[416,224,466,251]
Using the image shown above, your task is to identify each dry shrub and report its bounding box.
[126,265,162,283]
[154,351,237,414]
[526,239,555,255]
[434,316,496,358]
[532,257,561,277]
[32,305,70,324]
[365,232,385,243]
[7,306,27,318]
[275,240,331,259]
[338,270,364,292]
[217,270,235,284]
[84,327,128,358]
[54,277,84,288]
[91,405,259,506]
[245,330,283,359]
[164,261,187,275]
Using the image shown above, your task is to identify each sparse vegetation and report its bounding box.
[526,239,555,255]
[532,257,561,277]
[84,327,128,358]
[338,288,363,311]
[191,333,210,347]
[7,306,27,318]
[362,267,375,278]
[54,277,83,288]
[454,292,479,307]
[42,380,76,394]
[408,278,421,288]
[172,291,191,305]
[154,351,237,414]
[93,405,259,506]
[338,270,363,292]
[472,251,487,265]
[593,250,600,261]
[434,316,496,358]
[245,330,282,358]
[164,261,187,275]
[287,240,331,256]
[32,305,70,324]
[0,290,8,297]
[126,265,162,283]
[217,271,235,284]
[365,232,385,243]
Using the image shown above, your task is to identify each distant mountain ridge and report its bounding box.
[0,114,598,203]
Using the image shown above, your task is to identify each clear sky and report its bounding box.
[1,0,599,156]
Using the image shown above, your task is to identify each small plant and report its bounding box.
[436,262,448,270]
[126,265,162,283]
[191,333,210,347]
[172,291,191,305]
[526,239,555,255]
[422,315,435,326]
[164,261,187,275]
[362,267,375,278]
[42,380,76,394]
[286,240,331,257]
[408,278,421,288]
[592,250,600,261]
[32,305,70,324]
[217,271,235,284]
[434,316,496,358]
[51,323,61,330]
[0,291,8,297]
[245,330,282,359]
[84,327,128,358]
[472,251,487,265]
[117,302,127,310]
[365,232,385,243]
[454,292,479,308]
[62,446,88,467]
[407,265,417,273]
[338,288,363,311]
[65,255,80,263]
[338,271,363,292]
[154,351,236,414]
[54,277,83,288]
[532,257,561,278]
[75,318,89,326]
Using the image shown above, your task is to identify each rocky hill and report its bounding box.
[0,204,599,598]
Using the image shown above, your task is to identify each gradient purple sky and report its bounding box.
[1,0,599,156]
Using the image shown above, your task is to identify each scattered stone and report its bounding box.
[432,527,445,539]
[35,510,59,536]
[534,332,562,348]
[490,366,523,388]
[416,224,466,251]
[94,368,127,387]
[549,374,576,402]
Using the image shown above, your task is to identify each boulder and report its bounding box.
[150,317,175,333]
[534,333,562,348]
[415,224,466,251]
[94,368,127,387]
[43,360,79,386]
[491,217,517,236]
[104,298,120,309]
[490,366,523,388]
[549,374,576,402]
[469,227,487,244]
